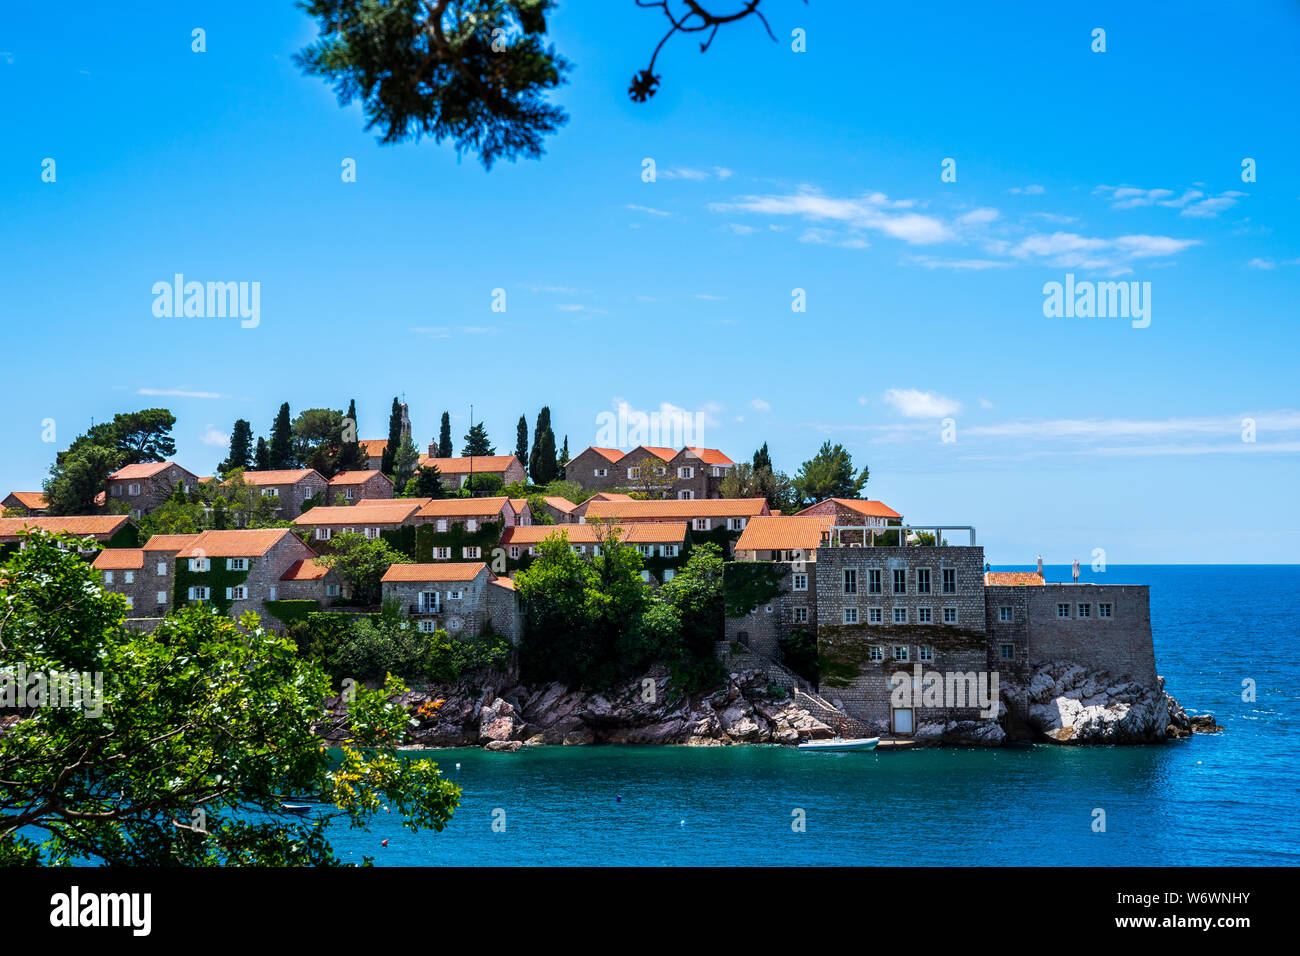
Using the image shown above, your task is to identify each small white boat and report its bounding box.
[797,736,880,752]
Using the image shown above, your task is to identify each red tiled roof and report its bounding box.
[416,497,510,519]
[797,498,902,520]
[508,498,529,513]
[626,446,678,463]
[684,447,735,466]
[280,558,333,581]
[543,496,577,514]
[586,447,624,463]
[735,516,834,553]
[92,548,145,570]
[293,501,422,526]
[382,562,488,583]
[0,515,133,539]
[359,440,388,456]
[175,529,300,558]
[984,572,1045,586]
[502,521,689,546]
[329,471,393,487]
[420,456,519,475]
[142,533,201,552]
[355,497,430,508]
[584,498,769,521]
[108,462,176,480]
[234,469,323,486]
[586,492,633,502]
[490,577,516,591]
[5,492,48,510]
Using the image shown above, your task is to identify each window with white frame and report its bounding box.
[917,568,931,594]
[156,591,167,605]
[919,645,933,662]
[448,590,463,600]
[868,607,882,624]
[793,573,808,591]
[466,519,478,532]
[678,466,694,479]
[793,606,808,623]
[678,490,694,500]
[111,485,122,496]
[124,571,134,584]
[315,528,331,541]
[463,546,481,559]
[419,620,437,633]
[326,584,340,597]
[844,608,858,624]
[436,519,448,532]
[420,591,439,612]
[1057,602,1070,618]
[262,487,278,497]
[893,607,907,624]
[627,467,640,479]
[868,645,883,662]
[998,605,1012,622]
[344,488,354,499]
[228,558,247,571]
[663,569,675,582]
[593,545,603,556]
[594,468,608,477]
[365,527,379,539]
[1099,602,1113,618]
[712,466,725,477]
[641,570,651,582]
[226,586,247,601]
[692,518,709,531]
[103,571,115,583]
[189,557,209,571]
[894,645,909,662]
[638,545,653,556]
[434,547,451,559]
[663,544,679,557]
[727,517,746,531]
[128,483,141,496]
[187,586,210,601]
[943,607,957,624]
[917,607,932,623]
[156,561,168,575]
[509,546,520,559]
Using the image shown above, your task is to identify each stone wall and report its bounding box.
[1025,584,1156,686]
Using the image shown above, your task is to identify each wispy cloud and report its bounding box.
[882,388,962,418]
[137,387,225,399]
[709,187,953,245]
[625,204,670,216]
[750,398,771,412]
[411,325,502,337]
[661,166,732,181]
[1007,184,1045,195]
[1095,184,1246,218]
[200,425,229,447]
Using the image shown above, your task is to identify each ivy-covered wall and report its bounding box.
[264,599,319,627]
[173,556,252,616]
[414,521,502,563]
[816,623,989,688]
[723,561,789,617]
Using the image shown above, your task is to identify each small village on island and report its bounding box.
[2,401,1212,750]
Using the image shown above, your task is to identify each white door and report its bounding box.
[893,708,913,734]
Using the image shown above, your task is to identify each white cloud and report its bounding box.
[661,165,731,182]
[137,387,224,399]
[1011,231,1198,272]
[978,397,994,409]
[1247,258,1276,270]
[750,398,771,412]
[709,187,954,245]
[1007,184,1045,195]
[958,207,999,225]
[1096,184,1244,218]
[200,425,229,447]
[693,293,727,301]
[625,204,670,216]
[907,256,1010,270]
[882,388,962,418]
[724,223,756,235]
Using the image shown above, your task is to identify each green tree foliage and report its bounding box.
[719,461,795,513]
[42,443,119,516]
[792,441,869,507]
[268,403,295,470]
[515,414,529,466]
[318,532,404,605]
[391,433,421,492]
[217,470,285,529]
[460,472,503,497]
[528,406,558,484]
[382,397,403,477]
[296,0,570,168]
[437,411,453,458]
[103,408,178,465]
[140,484,207,536]
[334,399,366,473]
[220,419,254,475]
[752,442,773,474]
[254,436,271,471]
[557,434,568,479]
[404,464,446,499]
[0,531,459,866]
[461,422,494,457]
[292,408,346,477]
[653,543,726,693]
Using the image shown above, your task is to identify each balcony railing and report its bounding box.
[826,524,978,547]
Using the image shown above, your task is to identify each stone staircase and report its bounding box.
[792,689,875,738]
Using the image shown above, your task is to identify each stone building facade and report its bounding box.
[106,462,201,519]
[328,470,394,503]
[231,470,330,519]
[380,562,518,638]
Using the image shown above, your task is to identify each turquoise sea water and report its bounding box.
[333,565,1299,866]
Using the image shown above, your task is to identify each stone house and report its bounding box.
[91,532,201,617]
[538,495,578,524]
[794,498,903,545]
[277,556,348,605]
[417,454,527,490]
[506,498,533,526]
[172,529,319,630]
[292,499,425,546]
[359,439,388,470]
[380,562,518,640]
[106,462,201,519]
[733,515,834,562]
[571,492,633,521]
[1,492,48,516]
[563,447,625,492]
[499,520,689,583]
[231,469,330,519]
[328,470,394,503]
[665,447,735,499]
[581,497,769,533]
[0,515,141,556]
[565,446,735,498]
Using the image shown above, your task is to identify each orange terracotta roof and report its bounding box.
[490,577,516,591]
[621,522,689,543]
[416,497,510,519]
[6,492,48,510]
[142,533,201,552]
[0,515,133,539]
[382,562,488,583]
[585,447,624,464]
[329,470,393,487]
[501,522,688,546]
[293,501,422,526]
[586,492,633,503]
[626,446,678,463]
[108,462,176,480]
[797,498,902,520]
[734,515,834,553]
[355,496,430,507]
[197,476,216,484]
[234,469,323,486]
[175,529,300,558]
[508,498,529,513]
[280,557,333,581]
[359,439,388,456]
[92,548,145,570]
[984,572,1045,586]
[421,456,518,475]
[543,496,577,514]
[684,447,735,466]
[584,498,769,521]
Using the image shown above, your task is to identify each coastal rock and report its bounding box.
[1015,662,1172,744]
[484,739,522,752]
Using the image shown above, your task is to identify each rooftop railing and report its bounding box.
[825,524,977,547]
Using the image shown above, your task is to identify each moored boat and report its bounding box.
[797,736,880,752]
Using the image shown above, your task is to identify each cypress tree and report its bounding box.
[528,406,557,484]
[268,403,293,469]
[437,411,453,458]
[220,419,253,474]
[462,423,494,456]
[515,414,529,467]
[557,435,568,480]
[254,437,270,470]
[381,397,402,476]
[753,442,773,474]
[335,398,365,472]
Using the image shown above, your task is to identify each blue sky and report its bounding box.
[2,1,1298,563]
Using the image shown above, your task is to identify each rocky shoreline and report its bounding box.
[321,660,1222,750]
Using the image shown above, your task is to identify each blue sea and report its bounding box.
[332,565,1299,866]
